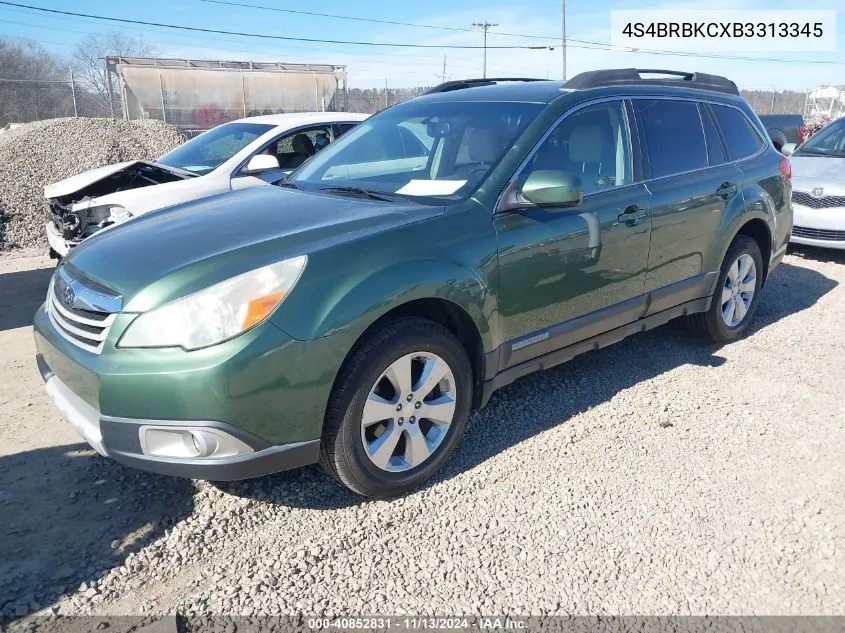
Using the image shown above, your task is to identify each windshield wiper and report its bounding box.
[320,186,397,201]
[276,180,301,189]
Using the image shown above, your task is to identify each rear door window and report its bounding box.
[710,104,765,160]
[634,100,708,179]
[699,104,727,166]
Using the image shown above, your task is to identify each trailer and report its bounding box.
[105,56,349,131]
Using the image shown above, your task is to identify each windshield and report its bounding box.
[289,101,544,201]
[158,122,274,175]
[795,118,845,157]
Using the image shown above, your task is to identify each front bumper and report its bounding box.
[37,353,319,480]
[33,301,360,481]
[45,221,72,257]
[790,204,845,250]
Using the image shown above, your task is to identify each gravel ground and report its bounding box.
[0,118,185,250]
[1,246,844,622]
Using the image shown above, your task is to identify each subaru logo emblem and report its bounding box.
[811,187,825,199]
[61,284,75,308]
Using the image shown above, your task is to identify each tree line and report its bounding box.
[0,33,153,126]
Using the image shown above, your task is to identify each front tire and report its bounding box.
[689,235,763,342]
[320,318,472,497]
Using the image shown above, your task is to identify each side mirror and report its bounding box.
[243,154,280,174]
[781,143,796,156]
[499,170,584,212]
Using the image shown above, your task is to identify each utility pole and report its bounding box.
[561,0,567,80]
[472,21,498,78]
[69,66,78,118]
[442,55,447,83]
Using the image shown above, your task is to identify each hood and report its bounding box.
[63,186,443,312]
[789,155,845,193]
[44,160,191,204]
[45,161,146,199]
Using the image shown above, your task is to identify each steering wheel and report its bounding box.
[465,165,489,184]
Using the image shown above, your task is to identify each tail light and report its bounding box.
[798,124,807,145]
[779,157,792,183]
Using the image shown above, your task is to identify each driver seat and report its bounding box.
[567,125,612,191]
[288,134,316,168]
[450,128,502,179]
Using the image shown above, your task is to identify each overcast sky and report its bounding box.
[1,0,843,90]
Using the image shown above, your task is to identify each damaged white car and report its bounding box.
[44,111,368,257]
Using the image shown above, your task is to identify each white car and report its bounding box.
[44,111,369,257]
[783,116,845,250]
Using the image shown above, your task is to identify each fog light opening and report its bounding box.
[187,430,217,458]
[139,425,253,460]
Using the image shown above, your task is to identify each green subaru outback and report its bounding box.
[34,70,793,497]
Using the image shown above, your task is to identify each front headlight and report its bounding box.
[118,256,307,350]
[45,274,55,314]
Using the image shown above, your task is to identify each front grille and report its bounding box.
[47,269,120,354]
[792,225,845,241]
[792,191,845,209]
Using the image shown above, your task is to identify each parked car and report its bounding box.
[758,114,807,152]
[34,69,792,497]
[44,112,369,258]
[782,116,845,250]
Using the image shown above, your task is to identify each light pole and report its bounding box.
[472,21,499,78]
[561,0,567,80]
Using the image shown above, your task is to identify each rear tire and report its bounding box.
[688,235,763,342]
[320,318,472,498]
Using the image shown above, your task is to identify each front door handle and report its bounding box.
[716,182,738,199]
[618,205,648,226]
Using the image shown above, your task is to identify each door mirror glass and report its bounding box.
[781,142,796,156]
[243,154,280,174]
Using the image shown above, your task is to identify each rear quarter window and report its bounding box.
[634,100,708,179]
[710,104,765,160]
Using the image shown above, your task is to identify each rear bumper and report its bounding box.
[37,353,319,480]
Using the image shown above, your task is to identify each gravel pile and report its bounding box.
[2,250,845,623]
[0,117,185,250]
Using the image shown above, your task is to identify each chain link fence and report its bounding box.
[0,78,124,127]
[0,77,429,128]
[5,78,838,128]
[336,87,429,114]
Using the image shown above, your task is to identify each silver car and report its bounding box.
[783,117,845,250]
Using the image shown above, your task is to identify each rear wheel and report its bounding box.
[320,318,472,497]
[688,235,763,342]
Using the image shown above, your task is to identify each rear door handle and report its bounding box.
[717,182,738,198]
[618,205,648,226]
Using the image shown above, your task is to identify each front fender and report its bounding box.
[274,257,497,352]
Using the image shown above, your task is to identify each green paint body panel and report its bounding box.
[32,79,793,451]
[34,305,359,444]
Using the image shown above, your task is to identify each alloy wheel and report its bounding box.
[721,253,757,328]
[360,351,457,472]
